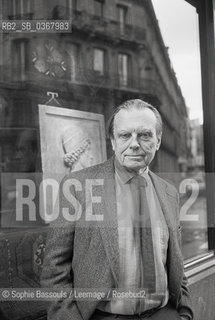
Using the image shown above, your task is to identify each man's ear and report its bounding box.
[110,137,115,151]
[156,135,161,151]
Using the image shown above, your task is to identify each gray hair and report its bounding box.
[107,99,163,139]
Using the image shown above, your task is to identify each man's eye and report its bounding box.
[139,132,152,139]
[120,133,130,139]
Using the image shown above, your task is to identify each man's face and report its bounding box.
[111,108,161,171]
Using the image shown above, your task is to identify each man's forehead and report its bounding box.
[114,108,157,129]
[117,126,153,132]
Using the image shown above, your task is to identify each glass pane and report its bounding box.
[93,48,104,75]
[66,43,79,79]
[152,0,208,260]
[0,1,211,319]
[118,53,128,86]
[22,0,31,14]
[72,0,77,11]
[94,0,103,17]
[12,40,29,80]
[15,0,21,16]
[118,5,127,34]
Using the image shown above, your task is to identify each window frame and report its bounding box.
[72,0,77,11]
[182,0,215,267]
[117,4,128,34]
[12,0,32,17]
[94,0,104,18]
[93,48,106,76]
[12,38,29,80]
[117,52,131,87]
[65,42,80,81]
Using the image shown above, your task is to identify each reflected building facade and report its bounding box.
[0,0,191,174]
[0,2,207,320]
[190,119,204,172]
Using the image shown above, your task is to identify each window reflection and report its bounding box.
[118,53,129,87]
[94,0,104,17]
[0,128,43,228]
[117,5,128,34]
[0,0,208,261]
[93,48,105,76]
[66,43,80,80]
[179,173,208,260]
[12,39,29,80]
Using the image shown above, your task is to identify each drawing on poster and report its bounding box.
[38,104,107,174]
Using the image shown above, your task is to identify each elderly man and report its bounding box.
[41,99,193,320]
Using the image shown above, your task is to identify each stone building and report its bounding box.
[190,119,204,171]
[0,0,190,173]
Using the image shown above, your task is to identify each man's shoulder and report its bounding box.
[149,171,178,198]
[65,157,114,181]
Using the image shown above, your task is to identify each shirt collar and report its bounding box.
[114,157,148,184]
[139,167,149,175]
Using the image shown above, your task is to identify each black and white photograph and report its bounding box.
[0,0,215,319]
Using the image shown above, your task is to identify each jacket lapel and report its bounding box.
[93,157,120,286]
[149,171,177,230]
[149,171,183,303]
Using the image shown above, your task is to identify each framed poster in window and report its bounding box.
[38,105,107,174]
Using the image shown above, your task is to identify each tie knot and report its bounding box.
[132,175,148,187]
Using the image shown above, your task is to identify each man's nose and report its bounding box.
[129,135,140,149]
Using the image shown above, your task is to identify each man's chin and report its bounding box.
[123,159,147,171]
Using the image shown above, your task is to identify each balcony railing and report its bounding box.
[72,11,146,44]
[75,69,111,87]
[8,13,34,20]
[0,64,159,98]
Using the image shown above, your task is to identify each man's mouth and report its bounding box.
[125,155,145,159]
[125,154,145,157]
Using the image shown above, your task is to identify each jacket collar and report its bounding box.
[114,157,136,184]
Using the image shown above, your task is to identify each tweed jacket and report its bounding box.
[41,157,194,320]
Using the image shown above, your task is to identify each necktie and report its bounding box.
[133,175,156,295]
